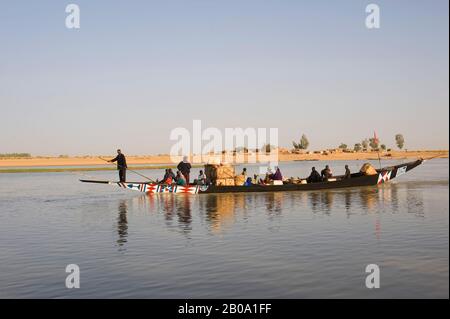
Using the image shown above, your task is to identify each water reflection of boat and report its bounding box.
[200,194,244,233]
[115,182,424,239]
[80,160,423,195]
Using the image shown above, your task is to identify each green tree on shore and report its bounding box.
[380,144,387,151]
[293,134,309,150]
[369,138,379,150]
[395,134,405,149]
[339,143,348,150]
[354,143,362,152]
[361,139,369,151]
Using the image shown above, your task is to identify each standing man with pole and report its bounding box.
[109,149,127,182]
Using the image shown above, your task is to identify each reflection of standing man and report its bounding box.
[177,156,192,185]
[117,200,128,247]
[109,149,127,182]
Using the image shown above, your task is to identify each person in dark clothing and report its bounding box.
[167,168,176,180]
[159,169,171,184]
[307,167,322,183]
[109,149,127,182]
[160,169,169,183]
[160,168,176,184]
[269,166,283,181]
[177,156,192,184]
[321,165,333,181]
[344,165,351,179]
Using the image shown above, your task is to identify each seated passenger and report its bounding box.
[159,169,169,184]
[175,170,187,186]
[269,166,283,181]
[241,167,247,177]
[168,169,176,183]
[307,167,322,183]
[161,168,175,184]
[321,165,333,181]
[244,177,253,186]
[197,170,207,185]
[344,165,351,179]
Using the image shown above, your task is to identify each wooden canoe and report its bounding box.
[79,159,423,195]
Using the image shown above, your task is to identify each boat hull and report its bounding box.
[199,159,422,193]
[79,159,423,195]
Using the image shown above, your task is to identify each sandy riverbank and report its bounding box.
[0,150,447,168]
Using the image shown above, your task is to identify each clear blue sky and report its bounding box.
[0,0,448,155]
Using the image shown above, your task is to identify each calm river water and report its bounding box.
[0,159,448,298]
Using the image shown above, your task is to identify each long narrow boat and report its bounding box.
[79,159,423,194]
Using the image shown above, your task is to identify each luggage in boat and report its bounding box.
[216,178,235,186]
[205,164,235,185]
[217,165,235,178]
[360,163,377,175]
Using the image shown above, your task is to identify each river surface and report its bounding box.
[0,159,448,298]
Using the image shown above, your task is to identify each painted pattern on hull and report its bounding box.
[396,165,407,178]
[117,182,199,194]
[377,171,392,184]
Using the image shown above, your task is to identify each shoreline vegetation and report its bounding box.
[0,150,447,174]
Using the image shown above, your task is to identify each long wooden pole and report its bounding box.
[374,131,382,169]
[377,149,382,169]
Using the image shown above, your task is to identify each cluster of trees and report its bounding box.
[292,134,310,150]
[230,132,406,153]
[232,145,275,153]
[352,139,378,152]
[351,134,405,152]
[231,133,408,153]
[0,153,32,158]
[292,134,406,152]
